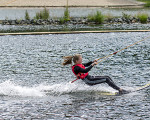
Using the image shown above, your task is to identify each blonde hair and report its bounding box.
[62,54,81,66]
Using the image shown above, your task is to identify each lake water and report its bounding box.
[0,7,150,20]
[0,32,150,119]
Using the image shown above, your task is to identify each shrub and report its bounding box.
[122,12,131,20]
[35,12,40,20]
[144,2,150,7]
[137,13,148,23]
[25,10,30,20]
[63,6,70,22]
[34,7,50,20]
[59,4,70,24]
[59,17,65,24]
[42,7,50,20]
[39,11,43,19]
[88,11,104,24]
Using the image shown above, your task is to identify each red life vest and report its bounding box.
[72,64,88,79]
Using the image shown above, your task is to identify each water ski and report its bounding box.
[100,82,150,96]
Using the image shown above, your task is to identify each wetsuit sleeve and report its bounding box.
[83,61,93,67]
[74,65,93,74]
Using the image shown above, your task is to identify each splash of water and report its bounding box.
[0,80,44,97]
[0,80,135,97]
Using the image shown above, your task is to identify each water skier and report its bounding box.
[62,54,130,94]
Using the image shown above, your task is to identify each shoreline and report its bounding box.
[0,5,145,8]
[0,30,150,36]
[0,0,145,8]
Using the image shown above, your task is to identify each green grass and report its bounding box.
[34,7,50,20]
[137,13,148,23]
[59,17,65,24]
[137,0,150,7]
[122,12,131,20]
[137,0,150,2]
[59,5,70,24]
[63,6,70,21]
[144,2,150,7]
[35,12,40,20]
[88,11,104,24]
[25,10,30,20]
[42,7,50,20]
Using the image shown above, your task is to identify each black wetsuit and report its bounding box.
[73,61,120,91]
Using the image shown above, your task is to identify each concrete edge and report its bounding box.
[0,4,145,8]
[0,30,150,36]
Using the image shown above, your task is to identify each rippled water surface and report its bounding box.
[0,32,150,119]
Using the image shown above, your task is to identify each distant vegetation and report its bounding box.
[23,2,149,25]
[25,7,50,20]
[137,13,148,23]
[122,12,131,20]
[34,7,50,20]
[88,11,104,24]
[17,10,150,25]
[59,7,70,24]
[1,11,150,33]
[137,0,150,7]
[59,1,70,24]
[25,10,30,20]
[25,5,70,24]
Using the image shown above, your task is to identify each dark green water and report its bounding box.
[0,32,150,119]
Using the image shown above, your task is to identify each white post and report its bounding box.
[67,0,68,7]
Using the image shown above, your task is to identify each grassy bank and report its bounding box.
[3,7,145,25]
[23,10,150,24]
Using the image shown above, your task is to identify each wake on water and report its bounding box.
[0,80,135,97]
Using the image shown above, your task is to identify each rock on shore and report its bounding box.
[2,17,150,25]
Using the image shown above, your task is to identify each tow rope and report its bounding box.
[71,35,150,83]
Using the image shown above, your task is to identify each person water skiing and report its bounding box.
[62,54,130,94]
